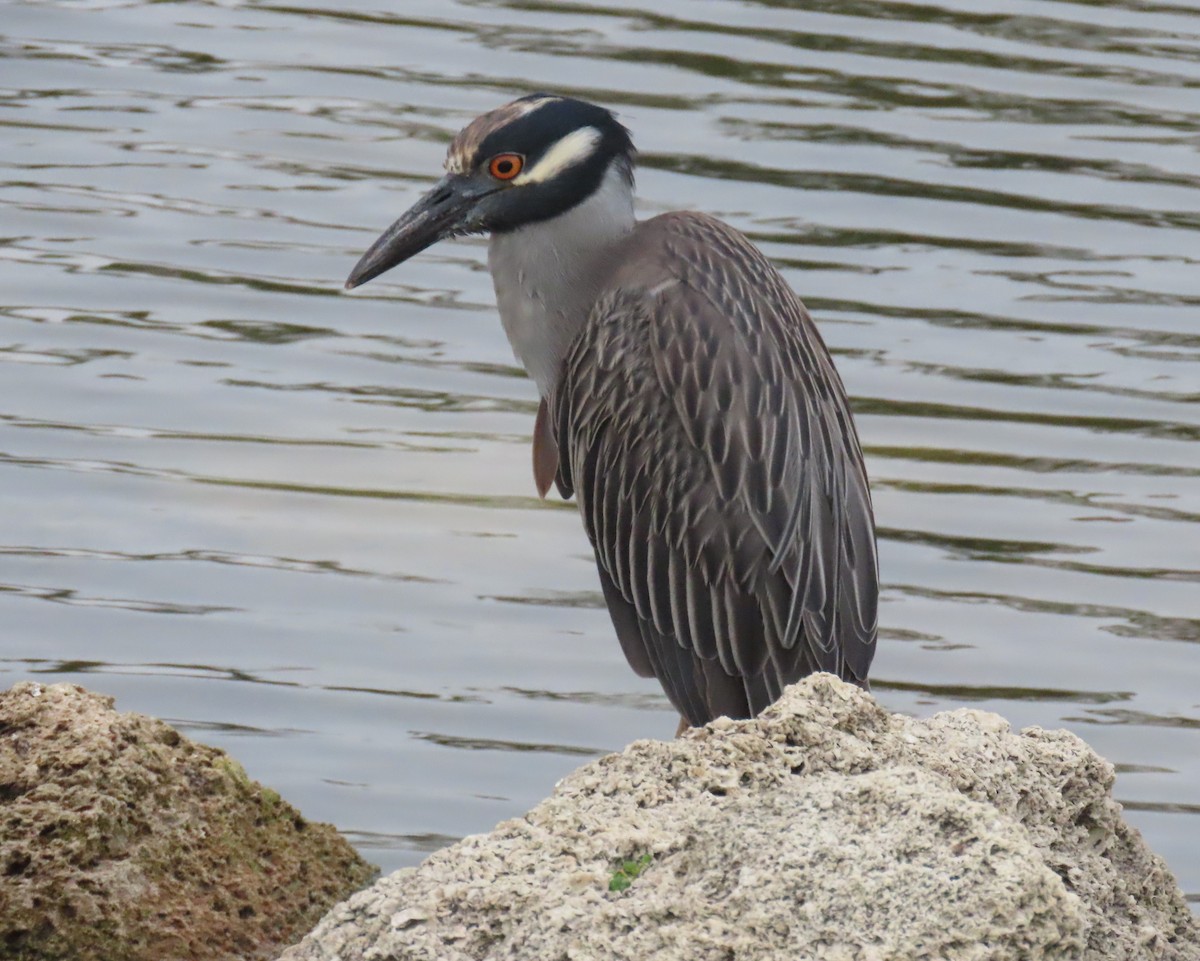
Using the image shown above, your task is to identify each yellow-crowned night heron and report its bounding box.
[346,94,878,731]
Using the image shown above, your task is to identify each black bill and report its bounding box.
[345,175,493,289]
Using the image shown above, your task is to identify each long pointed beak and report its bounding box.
[345,175,493,289]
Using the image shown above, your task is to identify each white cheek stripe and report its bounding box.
[511,96,559,120]
[513,126,602,185]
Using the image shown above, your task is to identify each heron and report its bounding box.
[345,94,878,733]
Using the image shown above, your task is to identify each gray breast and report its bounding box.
[487,163,634,397]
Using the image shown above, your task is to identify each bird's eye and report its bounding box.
[488,153,524,181]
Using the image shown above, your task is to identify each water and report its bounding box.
[2,0,1197,907]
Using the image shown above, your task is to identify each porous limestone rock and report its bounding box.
[279,674,1198,961]
[0,682,375,961]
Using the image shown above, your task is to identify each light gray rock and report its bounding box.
[279,674,1199,961]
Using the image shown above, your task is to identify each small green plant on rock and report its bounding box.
[608,853,653,892]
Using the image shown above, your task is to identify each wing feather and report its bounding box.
[552,211,878,725]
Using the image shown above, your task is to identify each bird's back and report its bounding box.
[548,211,879,726]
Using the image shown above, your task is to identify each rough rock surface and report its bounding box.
[280,674,1198,961]
[0,682,375,961]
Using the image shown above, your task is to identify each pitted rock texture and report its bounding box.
[279,674,1198,961]
[0,682,375,961]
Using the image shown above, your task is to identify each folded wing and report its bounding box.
[551,212,877,725]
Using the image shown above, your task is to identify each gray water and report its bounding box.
[2,0,1198,906]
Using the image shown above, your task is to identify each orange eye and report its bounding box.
[488,153,524,181]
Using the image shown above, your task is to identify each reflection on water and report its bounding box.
[1,0,1197,907]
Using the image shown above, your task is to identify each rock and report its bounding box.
[0,682,375,961]
[278,674,1198,961]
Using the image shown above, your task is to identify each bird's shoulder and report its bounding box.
[605,210,794,304]
[592,211,830,397]
[583,210,845,441]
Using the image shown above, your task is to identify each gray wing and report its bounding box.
[551,212,877,725]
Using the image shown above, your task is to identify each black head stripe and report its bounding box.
[444,94,637,234]
[475,96,632,172]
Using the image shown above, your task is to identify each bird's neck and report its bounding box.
[488,162,635,397]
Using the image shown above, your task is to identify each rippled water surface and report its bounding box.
[3,0,1198,903]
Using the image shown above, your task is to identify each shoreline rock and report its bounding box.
[0,682,375,961]
[279,674,1198,961]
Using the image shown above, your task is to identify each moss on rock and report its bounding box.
[0,682,375,961]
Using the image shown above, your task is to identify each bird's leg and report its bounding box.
[675,715,690,738]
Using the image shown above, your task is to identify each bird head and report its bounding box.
[345,94,634,289]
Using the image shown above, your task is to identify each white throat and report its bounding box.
[488,163,635,397]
